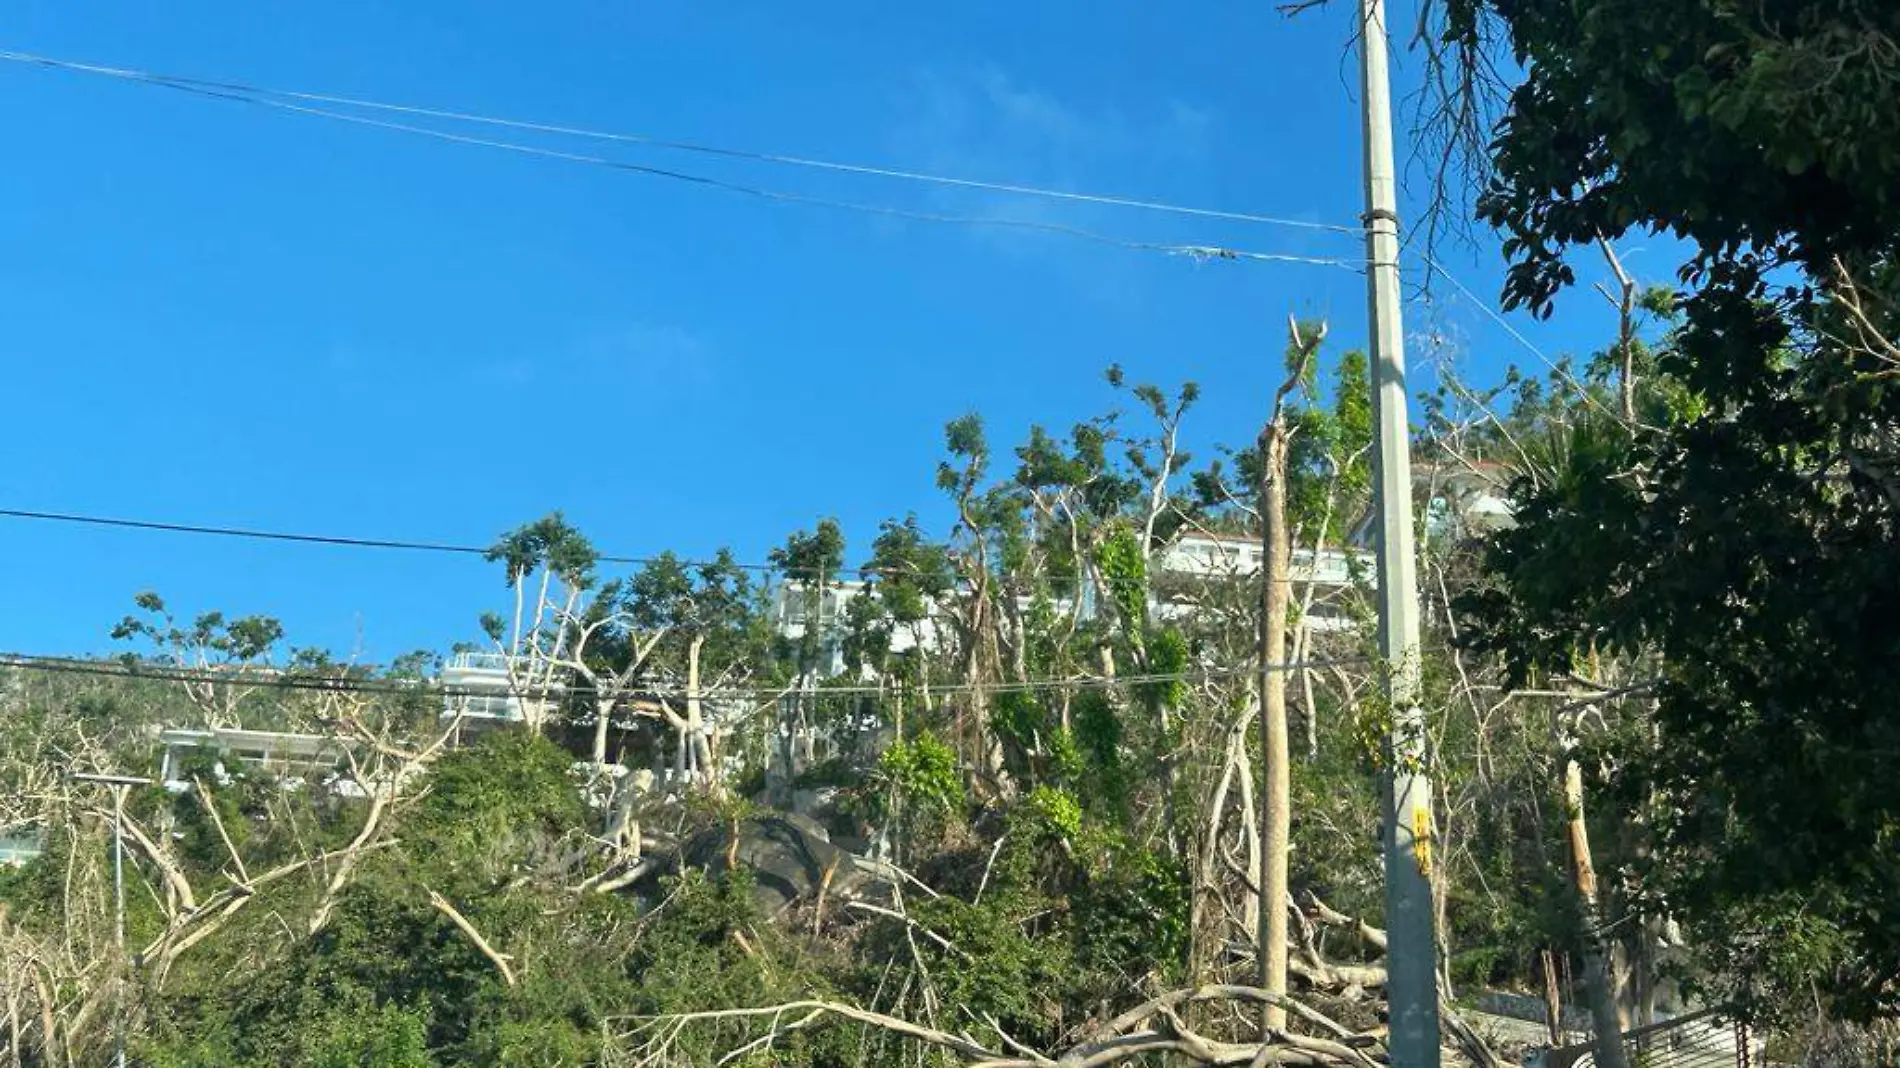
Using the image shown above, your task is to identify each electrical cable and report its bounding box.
[0,48,1361,238]
[0,506,1001,581]
[0,505,1366,587]
[0,505,1011,581]
[0,48,1363,270]
[1420,253,1625,421]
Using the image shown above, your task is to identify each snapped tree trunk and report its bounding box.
[684,635,721,795]
[591,695,613,767]
[1257,425,1293,1035]
[1564,755,1629,1068]
[1252,317,1320,1038]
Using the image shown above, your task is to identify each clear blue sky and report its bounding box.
[0,1,1635,661]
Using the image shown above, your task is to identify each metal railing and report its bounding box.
[1551,1009,1757,1068]
[445,651,513,673]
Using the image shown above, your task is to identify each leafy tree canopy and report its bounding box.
[1452,0,1900,1021]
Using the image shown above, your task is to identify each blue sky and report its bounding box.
[0,2,1640,660]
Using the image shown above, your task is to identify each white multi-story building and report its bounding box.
[157,726,351,789]
[1153,531,1370,632]
[439,650,565,725]
[770,580,945,677]
[765,467,1515,674]
[767,534,1376,674]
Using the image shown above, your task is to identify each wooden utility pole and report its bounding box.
[1356,0,1441,1061]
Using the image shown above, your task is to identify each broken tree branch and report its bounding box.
[427,889,516,986]
[192,777,250,887]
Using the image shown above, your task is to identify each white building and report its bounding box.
[1154,531,1370,633]
[770,581,945,677]
[765,468,1517,676]
[0,825,42,867]
[156,725,363,795]
[768,533,1378,675]
[440,650,563,725]
[1422,464,1515,539]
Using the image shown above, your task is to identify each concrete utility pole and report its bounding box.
[1355,0,1442,1062]
[71,771,155,1068]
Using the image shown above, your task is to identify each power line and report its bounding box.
[0,651,1364,703]
[0,505,1328,587]
[0,505,956,581]
[0,505,1055,582]
[1421,253,1624,422]
[0,505,676,567]
[0,48,1361,238]
[0,48,1362,271]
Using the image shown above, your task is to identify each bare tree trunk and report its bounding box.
[1257,425,1293,1035]
[591,696,613,768]
[1294,453,1343,760]
[1194,701,1255,980]
[1599,240,1638,426]
[1237,744,1262,941]
[1564,756,1629,1068]
[1540,948,1564,1045]
[1635,917,1660,1028]
[684,636,720,795]
[1251,318,1320,1038]
[5,957,22,1068]
[1192,753,1235,980]
[1003,589,1028,682]
[1298,619,1320,759]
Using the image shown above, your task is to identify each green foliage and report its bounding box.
[1067,837,1190,985]
[888,892,1056,1048]
[1043,726,1084,783]
[1071,691,1126,818]
[12,331,1799,1065]
[1136,625,1190,712]
[771,519,847,675]
[865,515,954,625]
[408,731,585,872]
[303,1004,436,1068]
[1094,523,1147,632]
[1021,784,1082,840]
[485,513,597,589]
[619,865,839,1067]
[170,752,261,870]
[1287,348,1374,546]
[1455,0,1900,1021]
[937,413,989,497]
[1193,340,1373,561]
[988,689,1042,751]
[614,548,771,714]
[111,591,285,666]
[144,884,487,1066]
[876,731,963,818]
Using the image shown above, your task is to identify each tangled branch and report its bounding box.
[622,985,1389,1067]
